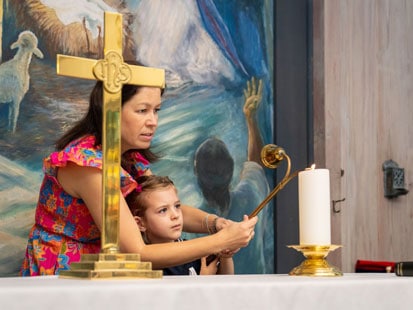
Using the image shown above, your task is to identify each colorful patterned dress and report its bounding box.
[20,135,149,276]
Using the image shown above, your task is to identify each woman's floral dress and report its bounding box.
[20,135,149,276]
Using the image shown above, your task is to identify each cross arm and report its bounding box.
[57,55,98,80]
[129,66,165,88]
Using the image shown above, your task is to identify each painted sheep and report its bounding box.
[0,30,43,133]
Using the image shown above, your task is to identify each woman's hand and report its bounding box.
[215,217,232,232]
[217,215,257,252]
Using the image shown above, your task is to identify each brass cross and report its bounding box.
[57,12,165,255]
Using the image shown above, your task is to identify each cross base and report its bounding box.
[59,253,163,279]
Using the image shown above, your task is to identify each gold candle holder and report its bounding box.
[249,145,343,277]
[288,245,343,276]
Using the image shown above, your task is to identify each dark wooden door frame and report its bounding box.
[273,0,313,273]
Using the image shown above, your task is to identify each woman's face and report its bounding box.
[121,86,162,153]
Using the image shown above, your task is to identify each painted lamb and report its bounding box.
[0,30,43,133]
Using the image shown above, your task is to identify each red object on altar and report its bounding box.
[355,260,395,273]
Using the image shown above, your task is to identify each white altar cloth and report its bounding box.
[1,273,412,310]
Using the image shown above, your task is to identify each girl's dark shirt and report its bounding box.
[162,238,201,276]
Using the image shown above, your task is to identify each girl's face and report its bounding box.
[136,186,183,244]
[121,86,162,153]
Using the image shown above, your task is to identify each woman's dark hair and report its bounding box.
[55,60,164,163]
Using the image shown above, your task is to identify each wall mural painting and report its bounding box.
[0,0,274,276]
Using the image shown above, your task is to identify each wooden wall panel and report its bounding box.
[314,0,413,272]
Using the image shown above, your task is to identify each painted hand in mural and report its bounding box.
[243,77,264,165]
[243,77,263,118]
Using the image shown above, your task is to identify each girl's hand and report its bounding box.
[200,255,220,275]
[220,249,237,258]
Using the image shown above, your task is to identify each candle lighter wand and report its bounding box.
[248,144,299,218]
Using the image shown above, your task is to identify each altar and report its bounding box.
[1,273,412,310]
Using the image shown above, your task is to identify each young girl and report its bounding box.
[20,70,256,276]
[126,175,234,275]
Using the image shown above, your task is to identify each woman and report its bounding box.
[20,75,257,276]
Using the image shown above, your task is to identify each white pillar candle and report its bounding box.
[298,167,331,245]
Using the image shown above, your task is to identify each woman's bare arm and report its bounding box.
[58,163,257,269]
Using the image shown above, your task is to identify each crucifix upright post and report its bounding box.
[57,12,164,279]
